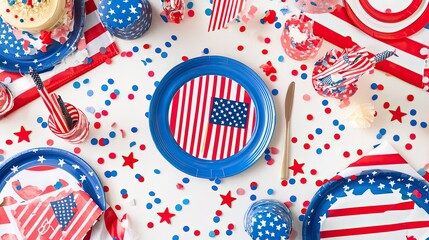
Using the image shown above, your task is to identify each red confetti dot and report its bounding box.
[128,94,135,100]
[269,147,279,154]
[74,147,81,154]
[147,222,154,228]
[377,84,384,90]
[239,26,246,32]
[350,175,357,180]
[325,107,331,114]
[300,178,307,184]
[94,122,101,129]
[307,134,314,140]
[105,58,112,64]
[407,94,414,101]
[300,64,307,71]
[306,114,313,120]
[343,151,350,158]
[303,143,310,149]
[97,157,105,164]
[405,143,412,150]
[291,137,298,143]
[262,49,268,55]
[122,194,128,199]
[301,208,307,214]
[237,45,244,51]
[250,181,258,189]
[214,229,220,235]
[143,44,150,49]
[121,52,126,57]
[101,110,108,116]
[267,159,274,165]
[138,176,144,182]
[228,223,234,230]
[0,149,4,154]
[182,56,189,61]
[6,9,10,13]
[410,133,416,140]
[333,134,340,140]
[303,200,310,207]
[324,143,330,149]
[14,15,18,19]
[357,149,363,155]
[30,17,34,21]
[126,51,133,57]
[315,180,323,187]
[176,183,184,189]
[108,152,116,159]
[383,102,390,109]
[46,139,54,146]
[310,169,317,175]
[291,70,298,76]
[188,10,195,17]
[140,144,146,150]
[281,180,288,187]
[215,210,222,216]
[103,186,109,192]
[95,112,101,119]
[269,75,277,81]
[264,37,271,44]
[413,189,422,198]
[284,201,292,208]
[194,230,200,236]
[115,205,122,210]
[148,71,155,77]
[99,138,106,146]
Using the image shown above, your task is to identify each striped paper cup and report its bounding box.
[0,82,14,118]
[48,103,89,143]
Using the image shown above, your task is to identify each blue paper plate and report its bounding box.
[303,170,429,239]
[149,56,276,179]
[0,147,106,210]
[0,0,86,73]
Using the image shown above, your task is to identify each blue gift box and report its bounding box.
[98,0,152,40]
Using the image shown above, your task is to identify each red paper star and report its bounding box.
[157,207,175,224]
[122,152,139,169]
[289,159,305,176]
[220,191,236,208]
[389,106,407,123]
[260,61,277,76]
[14,126,32,143]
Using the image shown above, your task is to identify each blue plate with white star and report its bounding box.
[0,0,85,73]
[0,147,106,210]
[302,169,429,240]
[149,56,276,179]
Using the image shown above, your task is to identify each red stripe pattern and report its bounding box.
[169,75,255,160]
[208,0,246,31]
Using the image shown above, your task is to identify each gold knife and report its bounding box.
[281,81,295,179]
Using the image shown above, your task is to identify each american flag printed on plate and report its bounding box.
[303,142,429,240]
[169,75,256,161]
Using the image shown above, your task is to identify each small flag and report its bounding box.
[209,98,249,128]
[50,193,77,231]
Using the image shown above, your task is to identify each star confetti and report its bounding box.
[289,159,305,176]
[122,152,139,169]
[157,207,175,224]
[13,126,32,143]
[389,106,407,123]
[220,191,236,208]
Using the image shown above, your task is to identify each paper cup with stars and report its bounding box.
[98,0,152,40]
[244,199,293,240]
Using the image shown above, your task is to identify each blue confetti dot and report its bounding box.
[161,52,168,58]
[203,48,209,54]
[267,188,274,195]
[146,58,152,63]
[146,94,152,100]
[155,47,162,53]
[250,194,257,201]
[175,204,183,211]
[103,138,109,145]
[87,90,94,97]
[0,155,4,162]
[393,135,400,141]
[298,215,305,221]
[165,42,172,48]
[379,128,387,135]
[105,100,111,106]
[83,78,90,84]
[410,120,417,126]
[130,141,136,147]
[154,198,161,204]
[272,89,279,96]
[372,94,378,100]
[183,226,190,232]
[104,171,112,178]
[171,35,178,41]
[226,230,233,236]
[209,231,216,237]
[37,117,43,123]
[205,8,212,16]
[132,46,139,52]
[145,112,149,118]
[41,122,48,128]
[183,199,190,205]
[114,89,120,95]
[332,119,339,126]
[172,235,179,240]
[154,81,160,87]
[16,185,21,190]
[421,122,428,128]
[182,177,190,183]
[120,189,127,195]
[301,73,308,80]
[213,216,220,223]
[338,124,345,131]
[315,128,323,134]
[187,2,193,8]
[322,99,329,106]
[149,191,156,196]
[278,56,284,62]
[211,185,218,191]
[154,169,161,174]
[108,78,114,84]
[111,170,117,177]
[73,81,81,89]
[160,15,168,23]
[135,173,142,179]
[146,203,153,209]
[90,138,98,145]
[290,196,297,202]
[289,178,296,185]
[410,109,417,116]
[101,84,108,91]
[109,131,116,138]
[131,127,138,133]
[260,19,266,24]
[215,178,221,184]
[275,22,282,29]
[316,148,322,154]
[264,148,270,154]
[132,85,139,91]
[370,83,378,90]
[264,154,271,160]
[376,133,383,139]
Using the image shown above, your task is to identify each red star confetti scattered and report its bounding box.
[260,61,277,76]
[389,106,407,123]
[220,191,236,208]
[13,126,32,143]
[122,152,139,169]
[157,207,175,224]
[289,159,305,176]
[263,10,277,24]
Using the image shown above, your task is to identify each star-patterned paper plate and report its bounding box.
[0,0,85,73]
[303,170,429,240]
[0,147,106,210]
[149,56,276,179]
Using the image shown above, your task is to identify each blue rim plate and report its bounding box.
[149,56,276,179]
[0,147,106,210]
[0,0,86,73]
[303,169,429,239]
